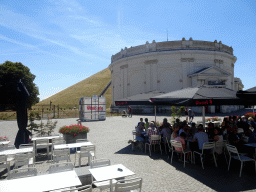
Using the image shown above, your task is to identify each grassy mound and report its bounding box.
[37,68,112,109]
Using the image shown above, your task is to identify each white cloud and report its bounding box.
[0,34,36,49]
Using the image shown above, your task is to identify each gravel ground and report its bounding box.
[1,108,256,191]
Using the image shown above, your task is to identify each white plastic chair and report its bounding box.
[48,162,74,174]
[0,155,11,176]
[60,184,92,192]
[145,135,162,156]
[90,159,111,169]
[226,144,256,177]
[166,137,173,159]
[170,140,192,168]
[8,167,37,180]
[163,136,171,154]
[132,130,136,141]
[20,143,36,163]
[19,143,35,149]
[35,139,50,157]
[75,145,96,167]
[131,130,137,151]
[52,148,71,163]
[90,159,117,191]
[214,141,228,164]
[52,138,66,145]
[13,152,35,169]
[115,177,142,192]
[237,128,244,134]
[193,142,217,169]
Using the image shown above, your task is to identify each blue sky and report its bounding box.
[0,0,256,101]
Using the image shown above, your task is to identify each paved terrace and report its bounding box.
[0,108,256,191]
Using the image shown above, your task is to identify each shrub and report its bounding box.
[59,125,90,136]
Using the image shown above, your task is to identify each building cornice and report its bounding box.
[111,39,234,64]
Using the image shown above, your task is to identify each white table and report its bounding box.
[53,142,93,150]
[32,135,60,141]
[0,147,33,156]
[0,140,10,145]
[205,121,221,124]
[0,170,81,192]
[89,164,135,192]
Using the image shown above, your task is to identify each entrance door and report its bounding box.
[215,105,220,113]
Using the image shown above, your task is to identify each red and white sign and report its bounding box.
[79,96,106,121]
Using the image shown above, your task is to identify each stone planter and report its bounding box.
[63,132,87,144]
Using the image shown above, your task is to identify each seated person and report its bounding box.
[179,124,189,137]
[171,124,179,140]
[174,132,189,160]
[176,118,182,127]
[190,122,196,137]
[248,125,256,143]
[228,127,244,152]
[248,117,256,129]
[174,132,187,151]
[241,116,250,136]
[147,122,159,144]
[137,118,145,127]
[122,110,127,117]
[213,128,223,154]
[193,124,209,152]
[221,121,233,134]
[159,118,171,132]
[160,126,172,143]
[207,122,215,139]
[135,124,145,142]
[144,118,149,131]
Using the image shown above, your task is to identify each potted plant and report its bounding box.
[59,124,89,144]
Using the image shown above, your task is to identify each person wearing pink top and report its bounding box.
[174,132,188,161]
[174,132,186,152]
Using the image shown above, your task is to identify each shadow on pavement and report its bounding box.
[116,144,256,191]
[165,153,256,191]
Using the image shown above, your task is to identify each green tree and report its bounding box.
[0,61,39,109]
[170,106,185,123]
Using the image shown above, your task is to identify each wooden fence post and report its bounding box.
[58,105,59,118]
[42,105,44,119]
[53,105,55,118]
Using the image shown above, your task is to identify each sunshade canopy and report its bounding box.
[115,91,164,106]
[236,86,256,102]
[150,86,246,106]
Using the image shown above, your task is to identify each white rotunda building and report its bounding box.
[109,38,244,113]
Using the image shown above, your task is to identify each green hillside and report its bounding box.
[37,68,112,109]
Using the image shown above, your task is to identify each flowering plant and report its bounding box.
[155,121,162,126]
[59,124,89,136]
[0,136,9,141]
[244,112,256,118]
[206,117,221,122]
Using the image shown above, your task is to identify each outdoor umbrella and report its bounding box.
[150,86,245,127]
[236,86,256,116]
[115,91,164,122]
[14,80,30,148]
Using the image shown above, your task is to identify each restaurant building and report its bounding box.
[109,38,244,114]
